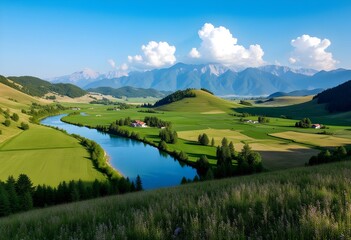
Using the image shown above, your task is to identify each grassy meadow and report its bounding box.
[238,98,351,126]
[61,90,351,170]
[0,82,107,185]
[0,126,105,186]
[2,161,351,239]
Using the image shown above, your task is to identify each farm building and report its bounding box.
[131,120,147,128]
[312,124,321,129]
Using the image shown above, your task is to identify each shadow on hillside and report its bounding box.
[257,147,320,170]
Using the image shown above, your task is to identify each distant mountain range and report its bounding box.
[88,86,172,98]
[49,63,351,96]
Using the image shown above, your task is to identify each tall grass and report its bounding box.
[1,161,351,239]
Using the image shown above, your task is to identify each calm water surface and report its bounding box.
[41,114,197,189]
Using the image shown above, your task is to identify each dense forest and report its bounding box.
[2,75,86,98]
[153,89,196,107]
[314,80,351,112]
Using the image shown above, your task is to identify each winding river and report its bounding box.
[41,114,197,189]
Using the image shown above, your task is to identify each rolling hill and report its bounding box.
[88,86,172,98]
[0,81,106,185]
[154,89,241,112]
[1,75,86,98]
[257,96,314,107]
[314,80,351,112]
[268,88,324,98]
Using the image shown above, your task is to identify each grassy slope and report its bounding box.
[257,95,313,106]
[2,161,351,239]
[239,98,351,126]
[0,82,106,185]
[60,89,351,170]
[156,89,241,112]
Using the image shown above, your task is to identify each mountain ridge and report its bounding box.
[50,64,351,96]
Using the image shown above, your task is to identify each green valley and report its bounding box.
[61,89,351,171]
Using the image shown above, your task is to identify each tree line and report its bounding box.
[0,174,143,217]
[24,103,66,123]
[308,146,351,166]
[153,89,196,107]
[144,116,171,128]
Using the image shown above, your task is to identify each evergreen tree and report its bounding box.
[16,174,34,195]
[211,138,215,147]
[136,175,143,191]
[92,179,101,197]
[20,191,33,211]
[198,134,202,144]
[201,134,210,145]
[229,141,235,158]
[5,176,19,213]
[196,155,210,176]
[77,180,86,200]
[221,137,228,147]
[158,140,168,151]
[0,184,10,216]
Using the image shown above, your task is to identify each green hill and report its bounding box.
[238,98,351,126]
[155,89,241,112]
[2,161,351,239]
[256,96,313,106]
[1,75,86,98]
[314,80,351,112]
[88,86,171,98]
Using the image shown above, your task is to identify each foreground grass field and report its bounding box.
[2,161,351,239]
[61,90,351,170]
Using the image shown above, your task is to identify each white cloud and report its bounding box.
[108,59,116,69]
[189,48,201,58]
[289,34,337,70]
[128,41,176,69]
[188,23,265,67]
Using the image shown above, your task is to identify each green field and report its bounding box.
[2,160,351,239]
[0,125,105,186]
[0,82,107,186]
[61,89,351,170]
[239,98,351,126]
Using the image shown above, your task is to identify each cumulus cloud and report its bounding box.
[189,48,201,58]
[108,59,116,69]
[128,41,176,68]
[188,23,265,67]
[289,34,337,70]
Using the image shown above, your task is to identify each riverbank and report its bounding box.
[42,114,197,189]
[40,114,122,180]
[61,116,199,169]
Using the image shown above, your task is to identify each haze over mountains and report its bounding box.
[49,63,351,96]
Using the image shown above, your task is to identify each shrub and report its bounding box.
[20,122,29,130]
[3,120,11,127]
[11,113,19,122]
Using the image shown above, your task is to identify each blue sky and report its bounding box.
[1,0,351,78]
